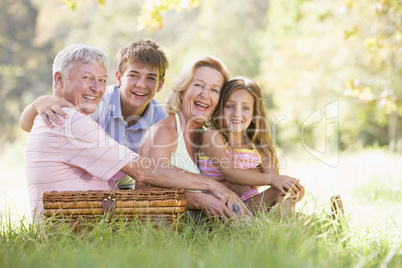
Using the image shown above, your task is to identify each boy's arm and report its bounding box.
[20,103,39,132]
[20,95,74,132]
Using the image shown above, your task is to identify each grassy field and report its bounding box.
[1,138,401,267]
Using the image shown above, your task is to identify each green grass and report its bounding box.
[1,144,401,267]
[356,177,401,203]
[1,205,400,268]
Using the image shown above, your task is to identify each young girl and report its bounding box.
[198,77,304,214]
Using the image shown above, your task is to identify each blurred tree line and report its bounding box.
[1,0,401,152]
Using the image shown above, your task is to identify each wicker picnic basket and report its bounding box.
[42,188,187,224]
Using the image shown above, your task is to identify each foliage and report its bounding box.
[1,0,401,150]
[0,0,54,143]
[61,0,105,11]
[258,0,401,150]
[61,0,199,30]
[137,0,200,30]
[259,0,350,149]
[341,0,402,150]
[342,0,401,111]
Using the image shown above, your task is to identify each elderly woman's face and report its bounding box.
[181,66,223,125]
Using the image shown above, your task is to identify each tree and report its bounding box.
[258,0,401,151]
[60,0,199,30]
[0,0,52,143]
[259,0,352,150]
[341,0,402,151]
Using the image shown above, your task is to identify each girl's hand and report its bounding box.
[270,174,303,196]
[294,184,305,202]
[285,187,305,203]
[222,181,249,197]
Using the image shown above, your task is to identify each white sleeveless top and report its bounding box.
[170,113,201,175]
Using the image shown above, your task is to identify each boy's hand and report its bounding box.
[33,95,74,128]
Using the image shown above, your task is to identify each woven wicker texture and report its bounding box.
[42,188,187,222]
[43,188,186,203]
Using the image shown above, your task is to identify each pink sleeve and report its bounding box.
[56,108,137,181]
[110,171,128,182]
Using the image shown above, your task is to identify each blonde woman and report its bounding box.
[139,56,250,220]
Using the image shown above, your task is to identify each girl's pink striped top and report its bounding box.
[198,142,263,202]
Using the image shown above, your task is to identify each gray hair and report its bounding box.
[52,44,109,89]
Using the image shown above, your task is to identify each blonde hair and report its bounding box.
[165,56,230,115]
[210,76,279,171]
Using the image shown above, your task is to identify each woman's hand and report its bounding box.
[33,95,74,128]
[199,194,233,221]
[208,181,252,219]
[186,192,238,222]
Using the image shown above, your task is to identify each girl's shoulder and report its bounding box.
[199,128,229,156]
[202,128,226,145]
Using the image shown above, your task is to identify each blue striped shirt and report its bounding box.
[91,85,167,153]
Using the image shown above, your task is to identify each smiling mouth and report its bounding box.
[83,94,96,100]
[133,92,148,96]
[195,101,209,109]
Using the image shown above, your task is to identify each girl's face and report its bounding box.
[223,89,255,134]
[181,66,223,126]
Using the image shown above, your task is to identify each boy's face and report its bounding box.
[117,62,164,117]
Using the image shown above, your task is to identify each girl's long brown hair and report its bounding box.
[210,76,279,171]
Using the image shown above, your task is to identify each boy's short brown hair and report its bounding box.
[117,39,169,80]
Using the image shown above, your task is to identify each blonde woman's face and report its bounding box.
[181,66,223,126]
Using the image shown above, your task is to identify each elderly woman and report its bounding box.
[137,56,248,219]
